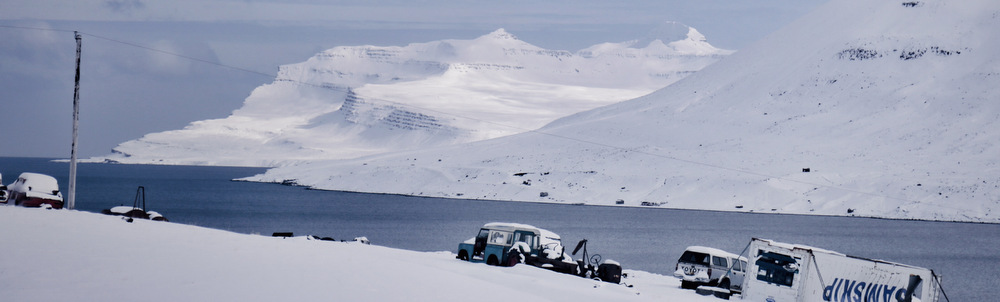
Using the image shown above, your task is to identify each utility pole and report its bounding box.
[68,31,81,210]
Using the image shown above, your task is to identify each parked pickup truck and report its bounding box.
[456,222,621,283]
[673,245,748,299]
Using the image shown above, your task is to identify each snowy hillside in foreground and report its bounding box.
[246,0,1000,223]
[0,206,719,302]
[91,25,730,167]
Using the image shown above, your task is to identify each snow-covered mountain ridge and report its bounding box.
[92,25,731,166]
[246,0,1000,223]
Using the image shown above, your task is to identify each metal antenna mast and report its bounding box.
[68,31,81,210]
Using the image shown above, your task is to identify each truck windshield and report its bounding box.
[515,232,536,246]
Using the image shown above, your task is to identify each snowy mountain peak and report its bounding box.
[643,21,692,44]
[485,28,518,41]
[683,27,708,43]
[92,26,730,167]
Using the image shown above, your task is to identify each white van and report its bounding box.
[673,246,748,294]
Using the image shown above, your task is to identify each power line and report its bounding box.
[82,32,280,81]
[0,24,76,33]
[1,25,927,205]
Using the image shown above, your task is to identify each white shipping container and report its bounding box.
[740,238,944,302]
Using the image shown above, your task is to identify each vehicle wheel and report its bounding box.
[716,279,732,299]
[681,280,698,289]
[458,250,469,261]
[719,278,731,290]
[506,250,522,266]
[487,255,499,266]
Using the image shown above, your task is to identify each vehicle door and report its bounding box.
[512,231,538,255]
[711,255,729,282]
[473,228,489,256]
[729,258,747,291]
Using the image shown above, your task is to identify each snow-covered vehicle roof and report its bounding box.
[8,172,62,201]
[482,222,541,233]
[481,222,564,245]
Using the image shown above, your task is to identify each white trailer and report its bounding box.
[741,238,946,302]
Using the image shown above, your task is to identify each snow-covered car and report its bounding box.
[673,246,748,294]
[6,172,63,209]
[456,222,578,273]
[456,222,623,284]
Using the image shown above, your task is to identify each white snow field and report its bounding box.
[92,25,730,167]
[0,206,719,302]
[245,0,1000,223]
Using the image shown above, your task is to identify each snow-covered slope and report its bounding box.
[246,0,1000,223]
[0,206,720,301]
[92,26,730,167]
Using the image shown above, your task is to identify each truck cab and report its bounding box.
[456,222,579,274]
[457,223,544,266]
[456,222,622,283]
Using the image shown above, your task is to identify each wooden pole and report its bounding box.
[68,31,81,210]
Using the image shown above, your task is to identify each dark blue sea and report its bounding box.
[2,157,996,301]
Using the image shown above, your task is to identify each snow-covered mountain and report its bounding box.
[92,25,730,167]
[246,0,1000,223]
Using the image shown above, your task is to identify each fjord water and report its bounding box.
[3,157,997,301]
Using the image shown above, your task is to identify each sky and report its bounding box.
[0,0,828,158]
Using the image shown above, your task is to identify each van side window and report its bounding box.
[732,259,743,272]
[713,256,728,268]
[489,230,511,244]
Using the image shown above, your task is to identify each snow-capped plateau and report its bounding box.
[245,0,1000,223]
[91,24,731,167]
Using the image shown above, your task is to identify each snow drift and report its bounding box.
[246,0,1000,223]
[0,206,719,301]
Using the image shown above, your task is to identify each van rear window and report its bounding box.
[679,251,710,265]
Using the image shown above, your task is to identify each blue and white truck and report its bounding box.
[456,222,622,284]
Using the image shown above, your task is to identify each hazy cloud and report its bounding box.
[103,0,145,14]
